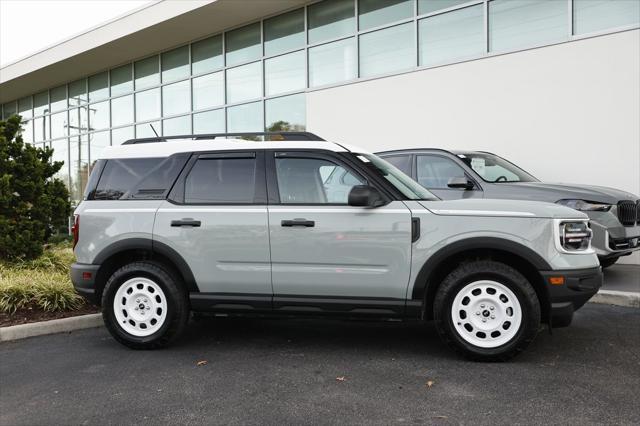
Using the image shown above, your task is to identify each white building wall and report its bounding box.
[307,29,640,264]
[307,30,640,196]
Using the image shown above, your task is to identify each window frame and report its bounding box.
[415,153,483,191]
[169,150,267,205]
[266,149,379,206]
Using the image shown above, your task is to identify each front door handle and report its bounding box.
[281,218,315,227]
[171,219,201,227]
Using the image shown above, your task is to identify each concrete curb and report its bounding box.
[0,313,103,342]
[589,290,640,309]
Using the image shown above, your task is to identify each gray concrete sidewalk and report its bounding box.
[602,264,640,293]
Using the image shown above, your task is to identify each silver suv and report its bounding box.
[71,132,602,361]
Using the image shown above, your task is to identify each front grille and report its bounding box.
[617,200,639,226]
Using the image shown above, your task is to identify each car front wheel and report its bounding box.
[433,260,541,361]
[102,261,189,349]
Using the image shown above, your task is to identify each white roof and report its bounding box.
[98,138,361,159]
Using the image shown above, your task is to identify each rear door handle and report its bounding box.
[281,218,315,227]
[171,219,201,227]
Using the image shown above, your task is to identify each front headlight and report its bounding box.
[556,199,611,212]
[556,220,592,252]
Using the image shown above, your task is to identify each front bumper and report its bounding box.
[590,217,640,258]
[540,266,603,320]
[70,263,101,305]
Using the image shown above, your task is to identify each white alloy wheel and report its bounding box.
[113,277,168,337]
[451,280,522,348]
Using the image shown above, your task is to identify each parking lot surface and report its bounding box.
[1,304,639,425]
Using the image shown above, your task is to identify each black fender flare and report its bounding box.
[411,237,551,301]
[92,238,198,292]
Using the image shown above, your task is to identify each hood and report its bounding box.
[495,182,638,204]
[419,198,588,220]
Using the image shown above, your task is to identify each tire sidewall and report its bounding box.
[102,263,183,346]
[436,267,540,359]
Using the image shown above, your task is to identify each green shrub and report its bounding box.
[0,115,71,261]
[0,243,83,313]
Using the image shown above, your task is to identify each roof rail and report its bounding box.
[122,132,325,145]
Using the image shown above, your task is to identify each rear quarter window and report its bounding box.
[89,154,188,200]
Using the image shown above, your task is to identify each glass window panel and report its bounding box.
[383,155,412,175]
[3,102,17,119]
[89,101,110,131]
[88,72,109,102]
[135,88,161,122]
[264,9,305,56]
[265,94,306,131]
[111,126,134,145]
[34,116,49,142]
[135,56,160,90]
[110,64,133,96]
[225,23,261,66]
[111,95,134,126]
[51,138,70,186]
[265,51,305,96]
[308,0,355,44]
[192,35,223,74]
[419,4,485,66]
[18,96,33,119]
[359,23,415,77]
[309,37,357,87]
[574,0,640,35]
[226,62,262,103]
[136,121,161,138]
[359,0,413,30]
[419,0,470,15]
[417,155,467,189]
[161,45,190,82]
[193,72,224,111]
[489,0,568,53]
[68,107,88,135]
[185,157,257,204]
[20,119,33,143]
[69,135,89,202]
[88,130,110,169]
[193,109,225,134]
[162,80,191,116]
[51,111,68,139]
[50,86,67,112]
[227,102,263,132]
[33,91,49,116]
[163,115,191,136]
[68,79,87,106]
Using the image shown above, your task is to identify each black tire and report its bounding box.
[599,257,619,269]
[433,260,541,362]
[101,261,189,349]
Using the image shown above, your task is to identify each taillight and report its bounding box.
[72,214,80,249]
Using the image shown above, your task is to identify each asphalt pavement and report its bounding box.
[602,264,640,293]
[1,304,639,425]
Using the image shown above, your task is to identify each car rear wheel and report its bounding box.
[433,260,541,361]
[102,261,189,349]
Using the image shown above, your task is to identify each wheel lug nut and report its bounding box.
[480,304,485,308]
[476,312,480,315]
[482,318,487,323]
[490,306,494,310]
[491,315,495,319]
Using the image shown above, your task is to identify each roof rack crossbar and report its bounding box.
[122,132,325,145]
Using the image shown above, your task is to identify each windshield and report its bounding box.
[352,153,438,200]
[457,152,538,183]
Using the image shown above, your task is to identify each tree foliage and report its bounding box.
[0,115,71,260]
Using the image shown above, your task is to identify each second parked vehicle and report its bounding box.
[378,149,639,268]
[71,132,601,361]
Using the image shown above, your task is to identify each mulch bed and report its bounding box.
[0,304,101,327]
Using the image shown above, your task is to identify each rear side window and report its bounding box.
[383,155,412,175]
[184,156,257,204]
[91,154,188,200]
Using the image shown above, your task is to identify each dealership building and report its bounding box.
[1,0,638,204]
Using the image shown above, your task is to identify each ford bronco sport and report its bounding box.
[71,132,602,361]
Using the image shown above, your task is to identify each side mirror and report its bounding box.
[447,176,475,190]
[348,185,387,208]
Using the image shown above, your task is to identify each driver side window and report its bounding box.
[416,155,467,189]
[276,157,366,204]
